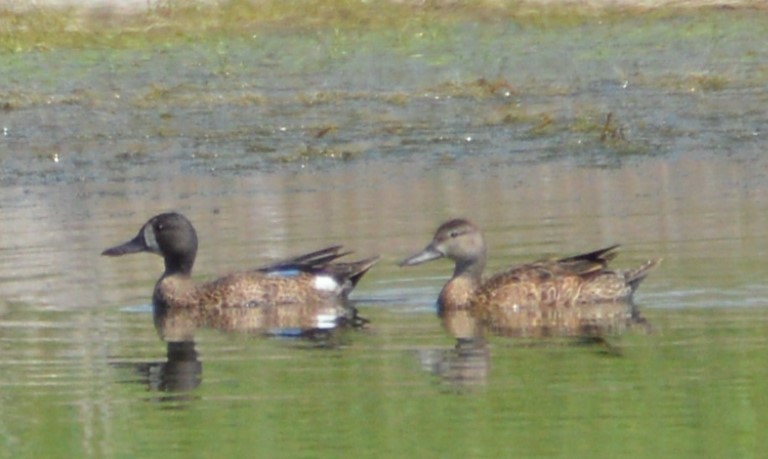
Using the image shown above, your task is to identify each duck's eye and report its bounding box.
[449,230,460,238]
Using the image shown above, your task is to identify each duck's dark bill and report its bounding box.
[102,235,147,256]
[399,246,444,267]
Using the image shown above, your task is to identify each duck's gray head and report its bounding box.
[399,218,486,270]
[102,212,198,275]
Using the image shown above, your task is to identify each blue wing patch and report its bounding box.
[265,268,301,278]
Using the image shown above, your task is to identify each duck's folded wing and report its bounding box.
[255,245,351,274]
[551,245,621,275]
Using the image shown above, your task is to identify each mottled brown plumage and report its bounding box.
[400,218,659,339]
[103,212,379,341]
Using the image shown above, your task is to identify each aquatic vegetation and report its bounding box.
[675,73,730,93]
[277,143,363,165]
[132,82,266,108]
[1,0,764,53]
[0,0,763,177]
[427,77,517,99]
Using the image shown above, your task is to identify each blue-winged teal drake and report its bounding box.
[400,218,659,339]
[102,212,379,341]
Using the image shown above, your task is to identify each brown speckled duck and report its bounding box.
[103,212,379,341]
[400,218,659,339]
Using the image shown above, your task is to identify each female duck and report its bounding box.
[400,218,658,339]
[103,212,379,341]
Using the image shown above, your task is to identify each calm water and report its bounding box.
[1,8,768,459]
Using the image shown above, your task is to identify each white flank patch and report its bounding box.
[316,314,338,329]
[313,275,340,292]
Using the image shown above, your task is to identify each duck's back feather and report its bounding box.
[467,248,659,337]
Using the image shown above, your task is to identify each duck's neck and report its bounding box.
[163,255,194,277]
[438,258,486,315]
[453,258,485,284]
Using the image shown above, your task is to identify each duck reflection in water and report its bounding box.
[132,341,202,400]
[400,219,660,344]
[102,212,379,342]
[121,331,348,401]
[415,338,491,390]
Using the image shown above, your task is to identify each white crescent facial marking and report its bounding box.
[143,224,160,253]
[313,275,340,293]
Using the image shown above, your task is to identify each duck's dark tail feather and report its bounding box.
[330,255,381,297]
[335,255,380,286]
[625,258,662,291]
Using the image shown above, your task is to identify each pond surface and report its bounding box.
[1,7,768,459]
